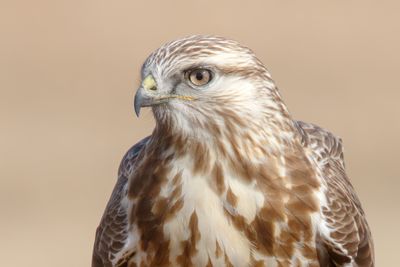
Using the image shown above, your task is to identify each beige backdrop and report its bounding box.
[1,0,399,266]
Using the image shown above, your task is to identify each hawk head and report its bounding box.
[134,35,289,136]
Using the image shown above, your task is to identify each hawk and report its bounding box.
[92,35,374,267]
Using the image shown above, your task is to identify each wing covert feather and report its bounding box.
[296,121,374,267]
[92,137,150,267]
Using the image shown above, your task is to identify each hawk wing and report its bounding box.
[92,137,150,267]
[296,121,374,266]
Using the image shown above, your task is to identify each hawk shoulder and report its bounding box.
[92,137,150,267]
[295,121,374,266]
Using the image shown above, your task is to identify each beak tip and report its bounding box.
[134,107,141,117]
[134,89,142,117]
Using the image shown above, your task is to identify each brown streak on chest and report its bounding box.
[215,241,222,258]
[226,187,238,207]
[210,163,225,194]
[191,141,210,175]
[127,120,321,266]
[128,141,177,266]
[176,211,201,266]
[221,143,321,263]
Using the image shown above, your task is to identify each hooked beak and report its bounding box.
[134,74,195,117]
[134,86,170,117]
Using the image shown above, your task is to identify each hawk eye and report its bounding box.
[187,69,212,87]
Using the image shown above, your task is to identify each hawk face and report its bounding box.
[134,35,284,135]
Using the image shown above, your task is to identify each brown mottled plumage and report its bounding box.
[92,35,374,267]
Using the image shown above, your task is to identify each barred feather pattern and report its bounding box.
[295,121,374,266]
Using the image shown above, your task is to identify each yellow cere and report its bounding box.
[142,74,195,101]
[142,74,157,91]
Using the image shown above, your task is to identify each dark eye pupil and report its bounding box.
[195,71,203,80]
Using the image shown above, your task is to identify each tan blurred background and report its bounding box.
[1,0,399,266]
